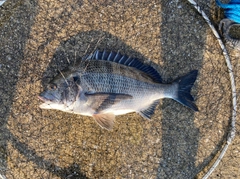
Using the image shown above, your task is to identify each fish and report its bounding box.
[39,50,198,130]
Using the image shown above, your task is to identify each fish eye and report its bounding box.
[73,76,80,82]
[48,83,57,90]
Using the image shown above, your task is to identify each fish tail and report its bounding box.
[174,70,198,111]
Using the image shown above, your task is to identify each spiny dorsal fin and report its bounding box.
[138,100,159,120]
[84,50,162,83]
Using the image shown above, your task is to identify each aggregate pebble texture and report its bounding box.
[0,0,239,178]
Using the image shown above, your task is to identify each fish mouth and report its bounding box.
[38,95,53,109]
[38,95,48,102]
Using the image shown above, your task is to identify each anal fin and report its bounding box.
[93,113,115,130]
[139,100,159,120]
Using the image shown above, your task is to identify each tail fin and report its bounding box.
[174,70,198,111]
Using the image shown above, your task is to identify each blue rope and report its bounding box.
[216,0,240,23]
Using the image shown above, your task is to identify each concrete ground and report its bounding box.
[0,0,239,178]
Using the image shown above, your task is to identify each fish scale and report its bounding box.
[81,73,158,95]
[39,50,198,130]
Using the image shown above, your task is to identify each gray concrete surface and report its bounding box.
[0,0,239,178]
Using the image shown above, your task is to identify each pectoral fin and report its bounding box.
[93,113,115,130]
[85,92,132,112]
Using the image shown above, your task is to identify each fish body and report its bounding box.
[39,50,198,130]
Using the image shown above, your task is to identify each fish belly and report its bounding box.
[100,95,160,116]
[104,109,136,115]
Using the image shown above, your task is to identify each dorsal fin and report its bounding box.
[84,50,162,83]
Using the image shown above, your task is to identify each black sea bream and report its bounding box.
[39,50,198,130]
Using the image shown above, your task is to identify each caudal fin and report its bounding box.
[174,70,198,111]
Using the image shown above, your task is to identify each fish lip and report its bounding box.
[38,95,48,102]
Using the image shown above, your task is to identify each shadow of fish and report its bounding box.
[39,50,198,130]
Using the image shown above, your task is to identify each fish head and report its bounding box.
[39,73,80,111]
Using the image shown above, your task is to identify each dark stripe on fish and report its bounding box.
[85,92,132,112]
